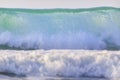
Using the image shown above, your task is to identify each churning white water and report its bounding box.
[0,50,120,78]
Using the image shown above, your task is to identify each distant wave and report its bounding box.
[0,7,120,13]
[0,7,120,50]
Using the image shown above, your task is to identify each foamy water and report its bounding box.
[0,7,120,80]
[0,50,120,79]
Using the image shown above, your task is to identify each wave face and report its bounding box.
[0,7,120,50]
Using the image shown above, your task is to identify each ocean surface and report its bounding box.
[0,7,120,80]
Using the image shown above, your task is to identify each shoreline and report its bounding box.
[0,75,112,80]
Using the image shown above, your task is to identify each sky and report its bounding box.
[0,0,120,9]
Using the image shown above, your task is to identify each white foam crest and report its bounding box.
[0,29,120,50]
[0,31,106,49]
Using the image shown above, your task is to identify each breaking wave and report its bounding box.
[0,7,120,50]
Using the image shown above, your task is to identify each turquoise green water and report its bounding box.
[0,7,120,13]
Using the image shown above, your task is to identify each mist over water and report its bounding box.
[0,7,120,50]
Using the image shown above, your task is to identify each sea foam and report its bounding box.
[0,50,120,78]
